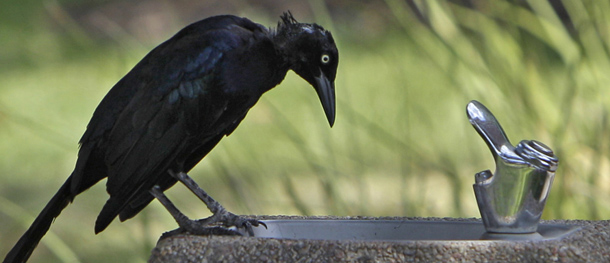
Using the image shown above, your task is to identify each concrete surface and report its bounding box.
[149,216,610,262]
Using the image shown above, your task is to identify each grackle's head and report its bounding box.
[276,11,339,127]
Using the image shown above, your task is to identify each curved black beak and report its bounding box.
[313,70,336,127]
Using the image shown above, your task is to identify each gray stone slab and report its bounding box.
[149,216,610,262]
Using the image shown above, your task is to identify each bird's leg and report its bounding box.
[168,170,266,236]
[150,186,239,237]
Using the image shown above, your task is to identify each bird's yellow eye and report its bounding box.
[321,54,330,64]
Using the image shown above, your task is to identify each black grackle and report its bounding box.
[4,11,338,263]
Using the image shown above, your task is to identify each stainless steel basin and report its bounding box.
[239,219,580,241]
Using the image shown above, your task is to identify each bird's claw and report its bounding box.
[224,214,266,236]
[184,212,266,237]
[239,218,267,236]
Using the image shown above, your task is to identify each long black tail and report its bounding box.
[4,177,74,263]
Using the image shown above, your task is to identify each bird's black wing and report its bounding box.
[85,16,269,233]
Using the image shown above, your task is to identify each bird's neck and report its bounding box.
[270,26,305,69]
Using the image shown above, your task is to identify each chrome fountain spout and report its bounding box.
[467,100,558,234]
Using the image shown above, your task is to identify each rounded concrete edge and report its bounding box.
[149,216,610,262]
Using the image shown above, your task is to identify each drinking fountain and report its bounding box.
[150,100,608,262]
[467,100,559,239]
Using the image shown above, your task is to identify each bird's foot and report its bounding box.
[200,210,267,236]
[166,171,266,236]
[150,184,266,238]
[159,213,265,239]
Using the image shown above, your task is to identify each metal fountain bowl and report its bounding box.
[238,218,580,241]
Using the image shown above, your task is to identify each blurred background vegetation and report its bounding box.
[1,0,610,262]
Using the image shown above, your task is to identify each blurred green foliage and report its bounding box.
[1,0,610,262]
